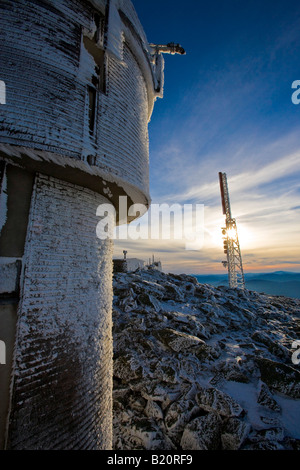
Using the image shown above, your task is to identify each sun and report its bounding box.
[226,227,237,240]
[233,224,254,249]
[207,223,254,250]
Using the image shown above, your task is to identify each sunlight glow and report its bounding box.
[226,228,237,240]
[207,223,254,251]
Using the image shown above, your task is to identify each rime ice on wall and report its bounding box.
[0,0,163,450]
[0,0,162,200]
[0,0,86,155]
[7,175,114,450]
[106,0,124,61]
[97,44,150,192]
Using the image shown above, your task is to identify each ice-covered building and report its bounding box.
[0,0,166,449]
[113,257,145,273]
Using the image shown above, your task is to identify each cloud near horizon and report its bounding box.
[114,133,300,274]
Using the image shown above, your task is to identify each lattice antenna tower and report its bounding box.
[219,172,245,289]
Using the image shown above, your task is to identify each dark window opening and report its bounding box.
[88,85,97,135]
[0,165,34,258]
[81,9,106,141]
[92,69,100,89]
[87,154,96,166]
[94,13,104,45]
[82,10,106,94]
[83,35,106,93]
[0,161,5,185]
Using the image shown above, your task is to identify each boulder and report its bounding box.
[178,357,207,383]
[138,293,162,312]
[129,418,175,450]
[221,417,251,450]
[245,440,285,450]
[114,354,143,381]
[153,328,206,353]
[155,362,179,384]
[257,382,281,412]
[130,280,166,299]
[145,400,164,421]
[251,331,290,361]
[165,397,200,444]
[255,358,300,398]
[196,387,244,417]
[140,382,182,409]
[162,281,185,301]
[213,358,250,383]
[249,427,285,443]
[180,413,222,450]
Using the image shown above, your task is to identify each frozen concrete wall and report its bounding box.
[6,175,114,449]
[0,0,161,450]
[0,0,89,156]
[96,43,149,193]
[0,0,160,199]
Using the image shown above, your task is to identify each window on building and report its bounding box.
[83,11,106,94]
[87,85,97,135]
[81,11,106,139]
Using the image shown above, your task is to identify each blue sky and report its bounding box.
[114,0,300,274]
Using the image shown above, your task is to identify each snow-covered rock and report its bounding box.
[221,417,251,450]
[165,395,200,445]
[180,413,222,450]
[255,358,300,398]
[112,268,300,450]
[195,386,244,417]
[257,382,281,412]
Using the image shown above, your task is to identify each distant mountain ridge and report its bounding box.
[193,272,300,299]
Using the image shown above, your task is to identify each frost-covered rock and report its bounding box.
[180,413,222,450]
[247,426,286,449]
[245,440,286,450]
[165,397,200,445]
[257,382,281,412]
[255,358,300,398]
[127,418,175,450]
[140,382,182,408]
[137,293,162,312]
[112,268,300,450]
[221,417,251,450]
[144,400,164,421]
[114,354,143,381]
[162,281,185,301]
[212,358,251,384]
[252,331,290,362]
[196,387,244,417]
[153,328,206,353]
[130,280,166,299]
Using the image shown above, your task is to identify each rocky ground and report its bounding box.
[112,268,300,450]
